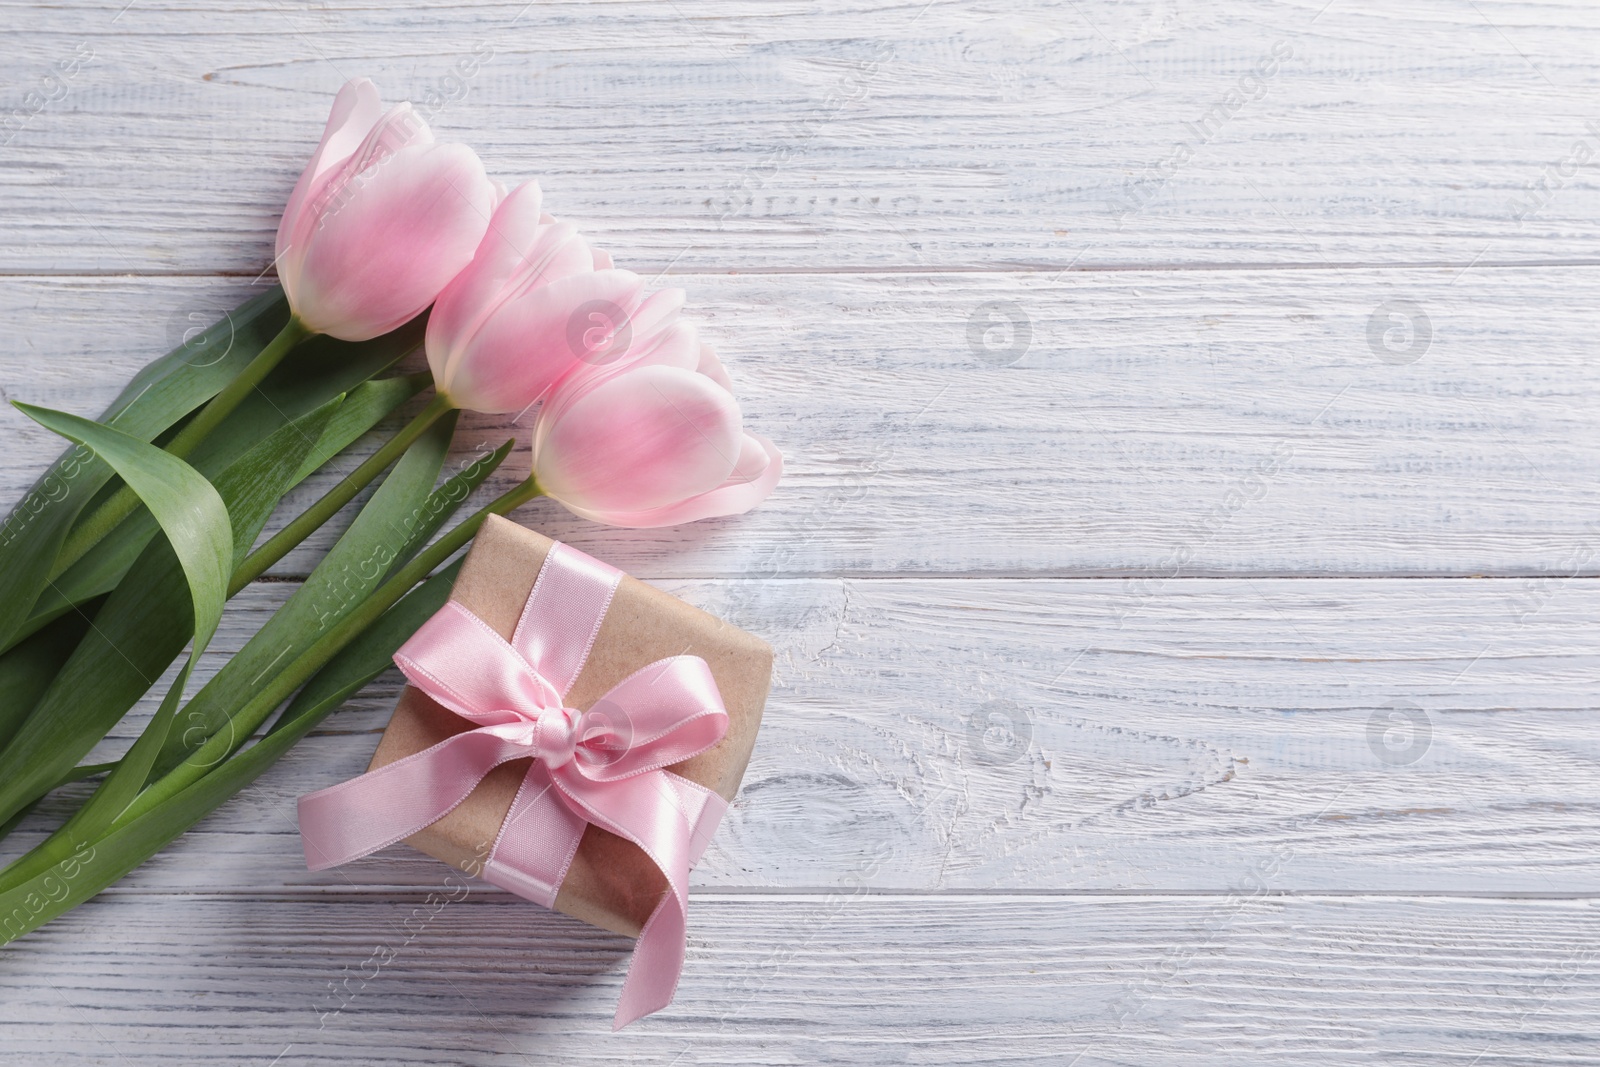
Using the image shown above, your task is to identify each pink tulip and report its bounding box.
[529,313,782,528]
[426,181,652,414]
[276,79,498,342]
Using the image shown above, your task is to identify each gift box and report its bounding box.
[371,514,770,932]
[299,514,771,1024]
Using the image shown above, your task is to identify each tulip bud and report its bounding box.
[425,181,652,413]
[529,334,782,528]
[276,79,498,342]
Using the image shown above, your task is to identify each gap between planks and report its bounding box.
[8,260,1600,279]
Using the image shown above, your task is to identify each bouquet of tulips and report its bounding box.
[0,79,780,941]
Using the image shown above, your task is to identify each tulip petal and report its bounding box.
[579,287,688,375]
[627,320,700,373]
[344,101,435,174]
[289,102,439,302]
[426,182,547,367]
[695,344,735,393]
[461,183,547,298]
[534,364,743,517]
[276,79,384,305]
[428,196,606,406]
[309,80,384,185]
[437,269,646,414]
[291,141,496,341]
[628,288,685,344]
[557,433,783,528]
[505,223,596,298]
[440,220,593,370]
[729,430,773,482]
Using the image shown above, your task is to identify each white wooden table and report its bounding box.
[3,1,1599,1063]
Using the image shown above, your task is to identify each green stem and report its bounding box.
[51,317,314,579]
[0,479,544,895]
[227,393,455,595]
[0,477,540,893]
[124,475,543,822]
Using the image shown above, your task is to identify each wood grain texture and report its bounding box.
[2,0,1600,274]
[2,893,1597,1066]
[6,267,1600,577]
[6,575,1600,895]
[4,0,1600,1061]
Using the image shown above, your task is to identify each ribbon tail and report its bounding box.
[610,775,726,1027]
[298,728,532,871]
[552,767,716,1028]
[614,885,689,1029]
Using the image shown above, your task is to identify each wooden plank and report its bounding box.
[4,268,1600,577]
[8,575,1600,894]
[2,893,1596,1064]
[1,1,1599,273]
[6,2,1598,1062]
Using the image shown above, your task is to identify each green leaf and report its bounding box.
[14,406,231,655]
[106,289,291,431]
[0,289,288,653]
[274,558,464,736]
[178,319,426,484]
[0,400,338,830]
[0,305,426,658]
[159,432,508,774]
[290,374,429,484]
[217,396,347,565]
[0,761,116,842]
[125,476,536,829]
[0,607,99,752]
[22,375,428,643]
[0,562,461,945]
[6,407,234,837]
[382,438,514,586]
[150,410,460,777]
[67,398,353,836]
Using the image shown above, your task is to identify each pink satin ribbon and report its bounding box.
[297,542,731,1028]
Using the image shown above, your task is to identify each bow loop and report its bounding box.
[393,600,563,728]
[565,657,729,783]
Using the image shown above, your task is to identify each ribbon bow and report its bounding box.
[298,542,730,1028]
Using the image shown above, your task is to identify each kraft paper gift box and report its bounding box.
[365,514,771,937]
